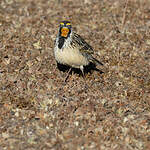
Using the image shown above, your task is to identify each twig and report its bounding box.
[122,0,129,30]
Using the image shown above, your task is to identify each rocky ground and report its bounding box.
[0,0,150,149]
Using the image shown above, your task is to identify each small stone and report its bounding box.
[74,121,79,126]
[2,132,9,138]
[33,41,42,50]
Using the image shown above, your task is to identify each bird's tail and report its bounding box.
[90,56,108,72]
[92,57,104,66]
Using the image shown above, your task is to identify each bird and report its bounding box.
[54,20,104,81]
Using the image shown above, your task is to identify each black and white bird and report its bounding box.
[54,21,104,80]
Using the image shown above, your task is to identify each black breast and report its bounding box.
[58,37,65,49]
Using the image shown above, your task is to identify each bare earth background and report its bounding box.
[0,0,150,149]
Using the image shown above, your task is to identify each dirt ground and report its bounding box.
[0,0,150,149]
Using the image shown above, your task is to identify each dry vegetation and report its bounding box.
[0,0,150,149]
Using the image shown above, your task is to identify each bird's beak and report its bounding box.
[61,27,69,37]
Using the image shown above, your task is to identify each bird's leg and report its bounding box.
[80,66,88,90]
[64,67,72,82]
[80,66,85,79]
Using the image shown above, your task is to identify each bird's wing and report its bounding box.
[71,32,104,66]
[71,32,94,54]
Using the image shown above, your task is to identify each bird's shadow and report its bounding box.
[57,62,104,76]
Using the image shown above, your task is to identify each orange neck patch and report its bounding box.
[61,27,69,37]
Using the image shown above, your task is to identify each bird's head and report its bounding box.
[59,21,72,38]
